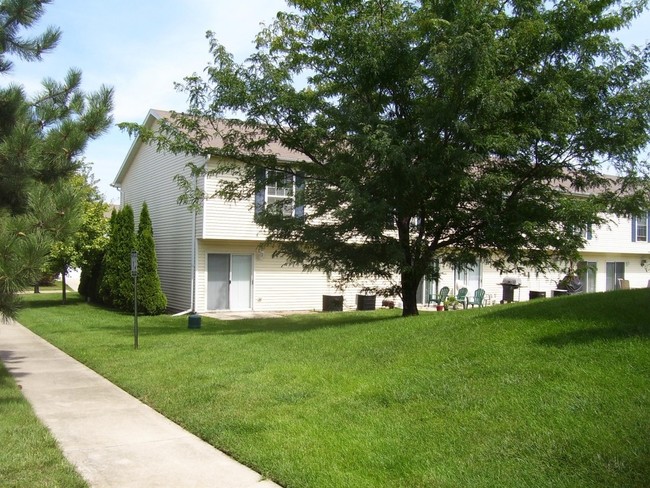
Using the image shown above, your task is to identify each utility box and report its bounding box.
[356,295,376,311]
[322,295,343,312]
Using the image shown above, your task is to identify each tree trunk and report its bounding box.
[61,268,67,305]
[401,272,421,317]
[33,284,40,294]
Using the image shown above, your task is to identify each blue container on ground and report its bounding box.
[188,313,202,329]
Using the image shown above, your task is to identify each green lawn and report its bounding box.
[14,290,650,488]
[0,363,88,487]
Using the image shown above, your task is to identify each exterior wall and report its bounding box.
[428,247,650,307]
[119,140,201,312]
[196,240,332,312]
[584,215,650,255]
[195,240,400,312]
[200,165,265,241]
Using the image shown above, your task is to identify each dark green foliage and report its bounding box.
[99,205,136,311]
[135,202,167,315]
[78,248,105,304]
[30,180,85,303]
[74,179,109,304]
[0,69,113,214]
[0,212,49,319]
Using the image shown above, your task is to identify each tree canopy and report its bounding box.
[130,0,650,316]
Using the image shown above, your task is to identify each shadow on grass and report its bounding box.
[480,288,650,347]
[112,312,401,337]
[18,295,87,309]
[20,294,135,317]
[536,324,650,347]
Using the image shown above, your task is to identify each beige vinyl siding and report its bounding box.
[201,170,264,241]
[584,215,650,256]
[195,241,329,312]
[119,140,201,312]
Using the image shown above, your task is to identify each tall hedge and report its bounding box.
[99,205,135,310]
[78,248,105,303]
[136,202,167,315]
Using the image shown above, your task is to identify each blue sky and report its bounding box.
[5,1,650,203]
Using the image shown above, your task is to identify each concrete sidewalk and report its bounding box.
[0,321,281,488]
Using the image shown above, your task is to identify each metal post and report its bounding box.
[134,273,138,349]
[131,251,139,349]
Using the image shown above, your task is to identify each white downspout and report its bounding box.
[174,163,202,317]
[190,170,199,313]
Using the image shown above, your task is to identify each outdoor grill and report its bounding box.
[556,274,584,295]
[498,276,522,303]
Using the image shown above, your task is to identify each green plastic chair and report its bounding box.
[429,286,450,306]
[466,288,485,308]
[456,287,468,309]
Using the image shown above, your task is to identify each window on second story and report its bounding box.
[255,169,304,218]
[632,212,649,242]
[266,172,294,216]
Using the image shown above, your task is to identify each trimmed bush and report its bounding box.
[136,202,167,314]
[99,205,135,310]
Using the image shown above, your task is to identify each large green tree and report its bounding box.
[129,0,650,316]
[0,0,113,318]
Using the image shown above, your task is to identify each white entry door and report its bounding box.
[207,254,252,310]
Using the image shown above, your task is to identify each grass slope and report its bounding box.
[0,364,88,487]
[15,290,650,488]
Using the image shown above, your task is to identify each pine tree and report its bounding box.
[100,206,136,311]
[136,202,167,315]
[0,0,113,319]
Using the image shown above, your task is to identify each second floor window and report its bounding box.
[255,169,304,218]
[632,213,649,242]
[266,172,294,216]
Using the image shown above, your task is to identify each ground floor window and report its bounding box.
[605,261,625,291]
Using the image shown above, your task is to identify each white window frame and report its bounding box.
[265,170,295,217]
[636,215,648,242]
